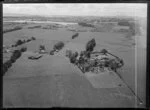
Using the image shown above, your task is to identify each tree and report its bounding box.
[53,41,64,50]
[31,36,36,40]
[68,51,78,64]
[70,55,76,64]
[72,33,79,39]
[86,38,96,52]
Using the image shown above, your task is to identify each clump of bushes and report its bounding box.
[50,50,55,55]
[53,41,64,51]
[72,33,79,39]
[31,36,36,40]
[39,45,46,51]
[85,38,96,52]
[26,39,32,42]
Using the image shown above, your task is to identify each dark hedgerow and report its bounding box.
[78,22,95,28]
[3,64,8,75]
[27,39,31,42]
[53,41,64,51]
[4,60,12,69]
[3,48,27,76]
[3,60,12,75]
[10,56,16,63]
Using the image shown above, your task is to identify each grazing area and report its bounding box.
[3,4,146,108]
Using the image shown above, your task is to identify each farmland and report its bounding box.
[3,15,146,107]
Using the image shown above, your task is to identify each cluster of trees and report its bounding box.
[65,38,96,65]
[66,50,93,73]
[53,41,64,51]
[65,38,124,73]
[65,38,97,73]
[3,47,27,75]
[72,33,79,39]
[3,26,22,34]
[12,37,36,47]
[50,41,65,55]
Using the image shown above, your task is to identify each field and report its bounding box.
[3,16,146,107]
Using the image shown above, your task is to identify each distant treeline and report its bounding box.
[42,25,59,30]
[3,15,136,24]
[78,22,95,28]
[28,25,42,29]
[118,21,139,36]
[3,47,27,76]
[3,26,22,33]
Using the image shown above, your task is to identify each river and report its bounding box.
[3,20,78,25]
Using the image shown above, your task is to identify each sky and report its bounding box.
[3,3,147,17]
